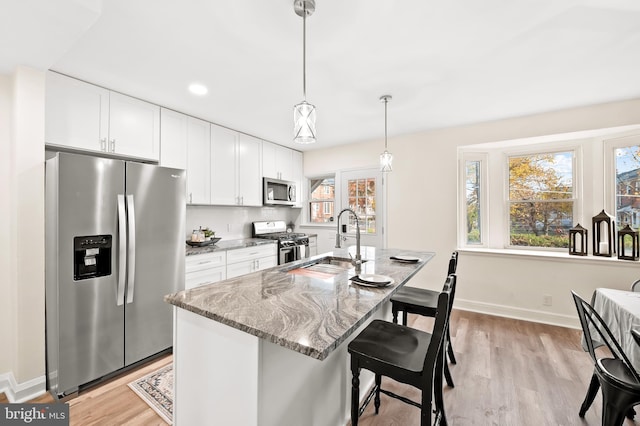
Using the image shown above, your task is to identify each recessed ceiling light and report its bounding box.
[188,83,208,96]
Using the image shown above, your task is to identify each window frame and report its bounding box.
[458,141,583,252]
[458,152,489,248]
[307,174,336,225]
[504,147,579,250]
[604,134,640,228]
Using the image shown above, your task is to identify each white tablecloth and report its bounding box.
[591,288,640,371]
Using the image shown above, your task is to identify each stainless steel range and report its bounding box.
[253,221,309,265]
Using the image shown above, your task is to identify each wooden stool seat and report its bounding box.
[348,275,454,426]
[391,251,459,388]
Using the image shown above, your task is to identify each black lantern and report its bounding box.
[618,225,639,261]
[592,210,616,257]
[569,224,588,256]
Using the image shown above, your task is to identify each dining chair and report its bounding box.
[572,291,640,426]
[348,275,454,426]
[391,251,458,387]
[631,279,640,292]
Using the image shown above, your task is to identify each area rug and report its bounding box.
[128,363,173,424]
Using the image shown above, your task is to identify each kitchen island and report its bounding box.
[165,247,434,426]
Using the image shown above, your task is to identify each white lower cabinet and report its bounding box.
[226,244,277,279]
[309,236,317,256]
[185,251,226,289]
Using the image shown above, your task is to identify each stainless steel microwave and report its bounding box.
[263,177,296,206]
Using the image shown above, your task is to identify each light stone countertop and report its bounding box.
[185,238,276,256]
[166,247,435,360]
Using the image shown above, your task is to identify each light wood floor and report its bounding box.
[355,310,637,426]
[2,310,635,425]
[1,355,172,425]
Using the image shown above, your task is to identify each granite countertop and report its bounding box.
[185,238,276,256]
[166,247,435,360]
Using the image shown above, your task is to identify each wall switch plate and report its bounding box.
[543,295,552,306]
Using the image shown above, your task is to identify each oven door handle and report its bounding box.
[298,244,308,260]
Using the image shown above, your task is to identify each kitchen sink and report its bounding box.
[287,256,368,275]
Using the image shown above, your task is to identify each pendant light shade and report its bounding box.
[379,95,393,172]
[294,100,316,144]
[293,0,316,144]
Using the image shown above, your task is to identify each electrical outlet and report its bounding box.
[543,295,552,306]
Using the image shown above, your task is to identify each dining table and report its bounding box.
[590,287,640,371]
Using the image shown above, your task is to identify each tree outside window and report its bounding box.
[508,151,574,248]
[466,160,482,244]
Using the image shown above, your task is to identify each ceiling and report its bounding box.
[3,0,640,151]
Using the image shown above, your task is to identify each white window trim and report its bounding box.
[305,174,336,227]
[459,141,584,252]
[458,152,489,248]
[603,134,640,216]
[501,144,582,251]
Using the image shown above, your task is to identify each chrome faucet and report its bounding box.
[335,208,362,274]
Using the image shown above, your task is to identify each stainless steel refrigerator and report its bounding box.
[45,152,186,398]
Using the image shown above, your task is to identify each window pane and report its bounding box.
[309,177,335,223]
[348,178,377,234]
[509,152,573,200]
[508,151,573,248]
[465,160,482,244]
[615,145,640,229]
[509,201,573,247]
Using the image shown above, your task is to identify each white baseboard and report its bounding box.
[454,298,580,330]
[0,371,47,403]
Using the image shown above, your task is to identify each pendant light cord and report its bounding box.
[384,98,388,149]
[302,5,307,101]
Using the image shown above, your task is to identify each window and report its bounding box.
[465,160,482,244]
[347,178,377,234]
[309,176,335,223]
[615,144,640,230]
[508,151,574,248]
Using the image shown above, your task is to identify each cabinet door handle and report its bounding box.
[189,193,193,204]
[241,196,244,205]
[100,137,107,151]
[109,139,116,152]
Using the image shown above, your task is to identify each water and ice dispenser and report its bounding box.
[73,235,112,280]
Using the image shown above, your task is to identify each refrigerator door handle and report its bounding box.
[117,194,127,306]
[126,194,136,304]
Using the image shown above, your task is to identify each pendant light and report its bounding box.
[293,0,316,144]
[379,95,393,172]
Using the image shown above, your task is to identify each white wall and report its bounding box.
[0,66,46,400]
[0,74,14,383]
[304,98,640,328]
[186,205,301,240]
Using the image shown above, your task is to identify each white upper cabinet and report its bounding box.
[237,133,262,206]
[45,71,160,161]
[159,108,188,170]
[292,150,303,207]
[108,91,160,160]
[45,71,109,153]
[210,124,237,205]
[210,126,262,206]
[262,141,294,181]
[186,117,211,204]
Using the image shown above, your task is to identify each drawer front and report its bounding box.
[185,266,226,289]
[186,252,226,273]
[226,261,254,279]
[226,244,276,264]
[255,256,277,271]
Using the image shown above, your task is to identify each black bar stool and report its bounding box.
[348,275,455,426]
[391,251,459,387]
